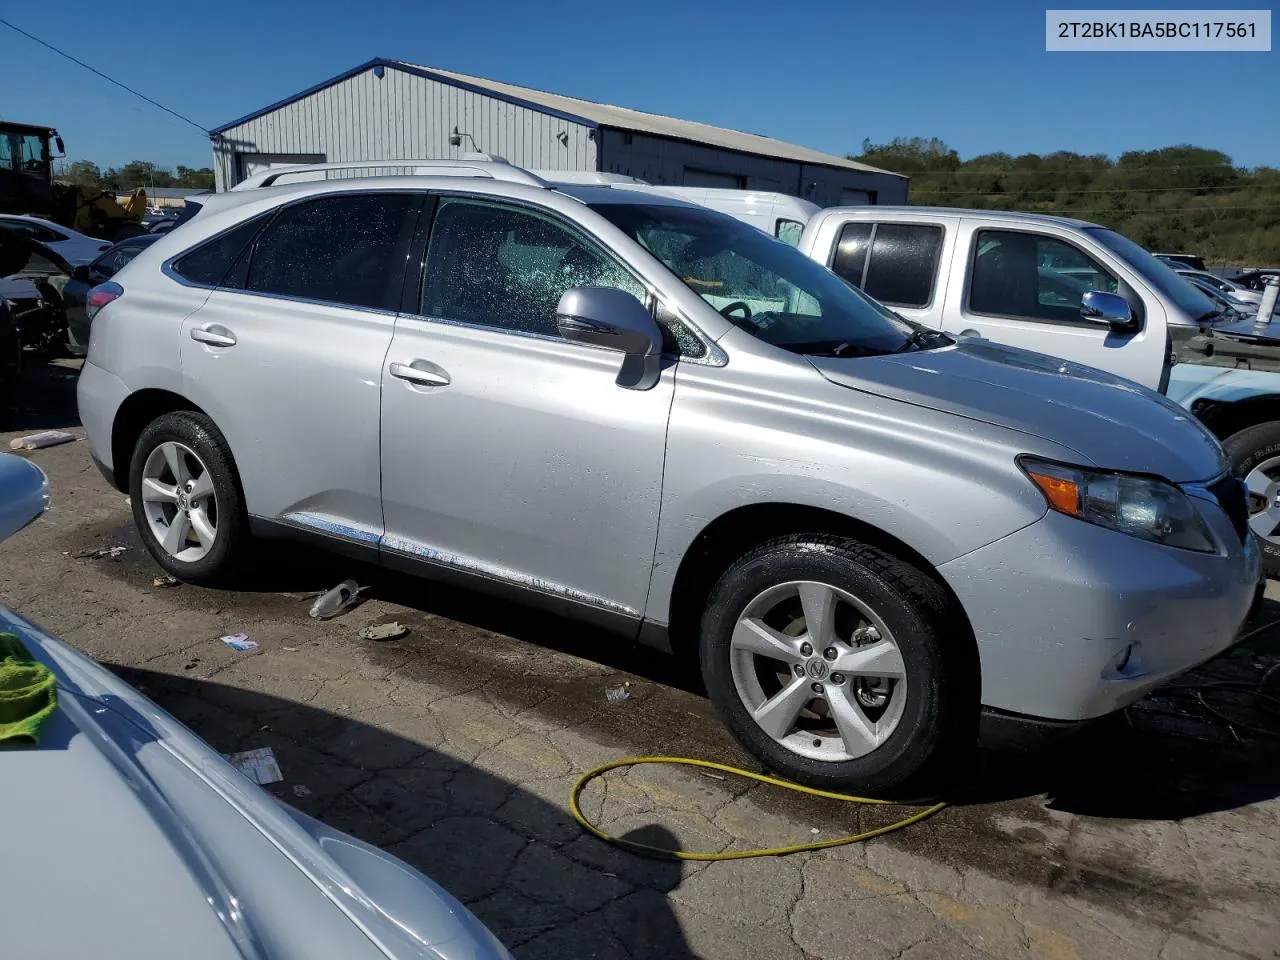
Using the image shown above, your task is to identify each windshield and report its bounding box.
[591,201,914,356]
[1086,227,1220,322]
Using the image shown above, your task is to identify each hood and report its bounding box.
[809,337,1225,483]
[0,606,509,960]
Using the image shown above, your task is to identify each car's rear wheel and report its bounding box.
[129,411,247,584]
[699,535,976,795]
[1224,421,1280,578]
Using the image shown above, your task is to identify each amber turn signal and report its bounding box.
[1025,469,1081,517]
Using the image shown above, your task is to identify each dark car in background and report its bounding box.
[1230,268,1280,292]
[0,297,20,424]
[63,233,164,353]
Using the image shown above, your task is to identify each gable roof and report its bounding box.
[211,58,902,179]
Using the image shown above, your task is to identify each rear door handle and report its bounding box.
[389,361,450,387]
[190,326,237,347]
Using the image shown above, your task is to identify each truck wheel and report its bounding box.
[699,535,977,795]
[1225,422,1280,578]
[129,411,249,585]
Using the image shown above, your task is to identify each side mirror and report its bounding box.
[0,454,50,544]
[1080,290,1139,334]
[555,287,663,390]
[72,265,92,283]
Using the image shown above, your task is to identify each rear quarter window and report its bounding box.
[171,215,272,287]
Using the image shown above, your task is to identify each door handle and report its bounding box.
[389,361,450,387]
[190,326,237,347]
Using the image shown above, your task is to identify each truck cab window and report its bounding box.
[831,222,943,308]
[970,230,1119,325]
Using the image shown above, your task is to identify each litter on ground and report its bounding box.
[605,682,633,703]
[224,747,283,785]
[77,546,127,560]
[309,579,366,620]
[152,575,180,588]
[220,633,258,652]
[9,431,76,451]
[291,784,312,798]
[359,621,409,641]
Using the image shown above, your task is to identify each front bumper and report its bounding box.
[940,501,1260,722]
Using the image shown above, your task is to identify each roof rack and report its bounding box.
[230,156,549,191]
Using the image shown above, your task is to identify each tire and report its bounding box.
[1224,421,1280,579]
[699,535,977,795]
[129,410,249,585]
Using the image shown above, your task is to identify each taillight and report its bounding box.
[86,281,123,322]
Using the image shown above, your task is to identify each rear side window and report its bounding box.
[172,216,270,287]
[830,222,943,308]
[245,193,421,311]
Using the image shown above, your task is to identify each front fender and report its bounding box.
[645,361,1056,623]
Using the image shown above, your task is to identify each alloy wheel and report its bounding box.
[1244,455,1280,545]
[140,441,219,562]
[729,580,907,762]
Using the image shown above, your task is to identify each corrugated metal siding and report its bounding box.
[213,66,596,190]
[597,130,908,208]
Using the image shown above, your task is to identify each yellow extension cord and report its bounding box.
[570,756,947,861]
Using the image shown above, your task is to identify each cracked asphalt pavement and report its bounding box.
[4,362,1280,959]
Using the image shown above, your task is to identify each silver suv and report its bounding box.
[78,160,1260,792]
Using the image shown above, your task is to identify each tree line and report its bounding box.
[852,138,1280,266]
[55,159,216,193]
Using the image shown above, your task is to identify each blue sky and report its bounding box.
[2,1,1276,173]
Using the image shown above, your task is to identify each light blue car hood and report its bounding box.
[0,606,509,960]
[810,337,1226,483]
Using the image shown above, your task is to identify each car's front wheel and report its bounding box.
[129,411,248,585]
[699,535,976,795]
[1224,421,1280,579]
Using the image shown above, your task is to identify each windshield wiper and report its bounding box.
[893,328,951,353]
[786,340,882,358]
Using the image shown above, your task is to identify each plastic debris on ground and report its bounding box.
[9,431,76,451]
[359,621,409,641]
[291,784,312,798]
[224,747,283,785]
[152,575,180,588]
[309,579,365,620]
[605,682,633,703]
[77,546,127,560]
[220,633,258,652]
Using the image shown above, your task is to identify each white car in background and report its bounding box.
[1176,268,1263,307]
[0,214,110,266]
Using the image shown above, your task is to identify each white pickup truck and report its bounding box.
[793,206,1280,573]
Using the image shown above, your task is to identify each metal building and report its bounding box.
[210,58,907,205]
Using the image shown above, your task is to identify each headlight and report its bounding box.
[1019,457,1216,552]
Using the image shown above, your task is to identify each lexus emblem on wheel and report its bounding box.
[805,659,829,681]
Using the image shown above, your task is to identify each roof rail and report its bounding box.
[230,157,549,191]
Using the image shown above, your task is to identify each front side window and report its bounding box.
[592,201,915,357]
[421,197,644,337]
[246,193,420,311]
[969,230,1120,325]
[19,134,46,171]
[830,222,942,308]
